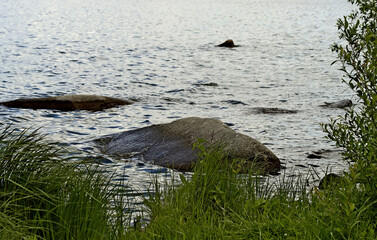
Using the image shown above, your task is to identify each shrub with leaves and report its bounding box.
[324,0,377,171]
[323,0,377,217]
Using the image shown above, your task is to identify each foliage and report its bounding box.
[0,125,132,239]
[322,0,377,220]
[323,0,377,166]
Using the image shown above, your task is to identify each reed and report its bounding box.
[0,125,132,239]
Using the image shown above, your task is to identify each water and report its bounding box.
[1,0,354,196]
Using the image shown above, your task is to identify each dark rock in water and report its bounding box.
[96,117,280,174]
[309,149,341,160]
[162,97,186,103]
[217,39,238,48]
[320,99,352,108]
[193,82,219,87]
[307,153,322,159]
[250,107,298,114]
[318,173,344,190]
[1,94,134,111]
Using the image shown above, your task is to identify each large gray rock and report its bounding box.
[1,94,134,111]
[96,117,280,174]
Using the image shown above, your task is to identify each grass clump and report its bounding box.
[0,125,131,239]
[125,143,377,239]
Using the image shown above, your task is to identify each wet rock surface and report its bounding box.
[1,95,134,111]
[320,99,352,108]
[250,107,298,114]
[193,82,219,87]
[217,39,239,48]
[96,117,281,174]
[307,153,322,159]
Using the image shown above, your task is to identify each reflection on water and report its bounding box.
[1,0,353,199]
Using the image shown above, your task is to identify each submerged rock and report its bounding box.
[250,107,298,114]
[320,99,352,108]
[96,117,280,174]
[307,153,322,159]
[193,82,219,87]
[217,39,238,48]
[1,94,134,111]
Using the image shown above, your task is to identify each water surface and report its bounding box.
[1,0,354,194]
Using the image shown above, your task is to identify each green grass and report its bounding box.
[1,126,376,239]
[0,125,132,239]
[125,143,377,240]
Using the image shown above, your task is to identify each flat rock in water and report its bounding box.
[96,117,281,174]
[1,94,134,111]
[307,153,322,159]
[320,99,352,108]
[193,82,219,87]
[250,107,298,114]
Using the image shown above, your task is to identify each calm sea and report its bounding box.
[1,0,354,198]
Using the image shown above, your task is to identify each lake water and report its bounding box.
[1,0,354,202]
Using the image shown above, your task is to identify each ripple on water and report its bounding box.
[0,0,355,208]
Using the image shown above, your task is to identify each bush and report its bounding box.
[322,0,377,221]
[324,0,377,164]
